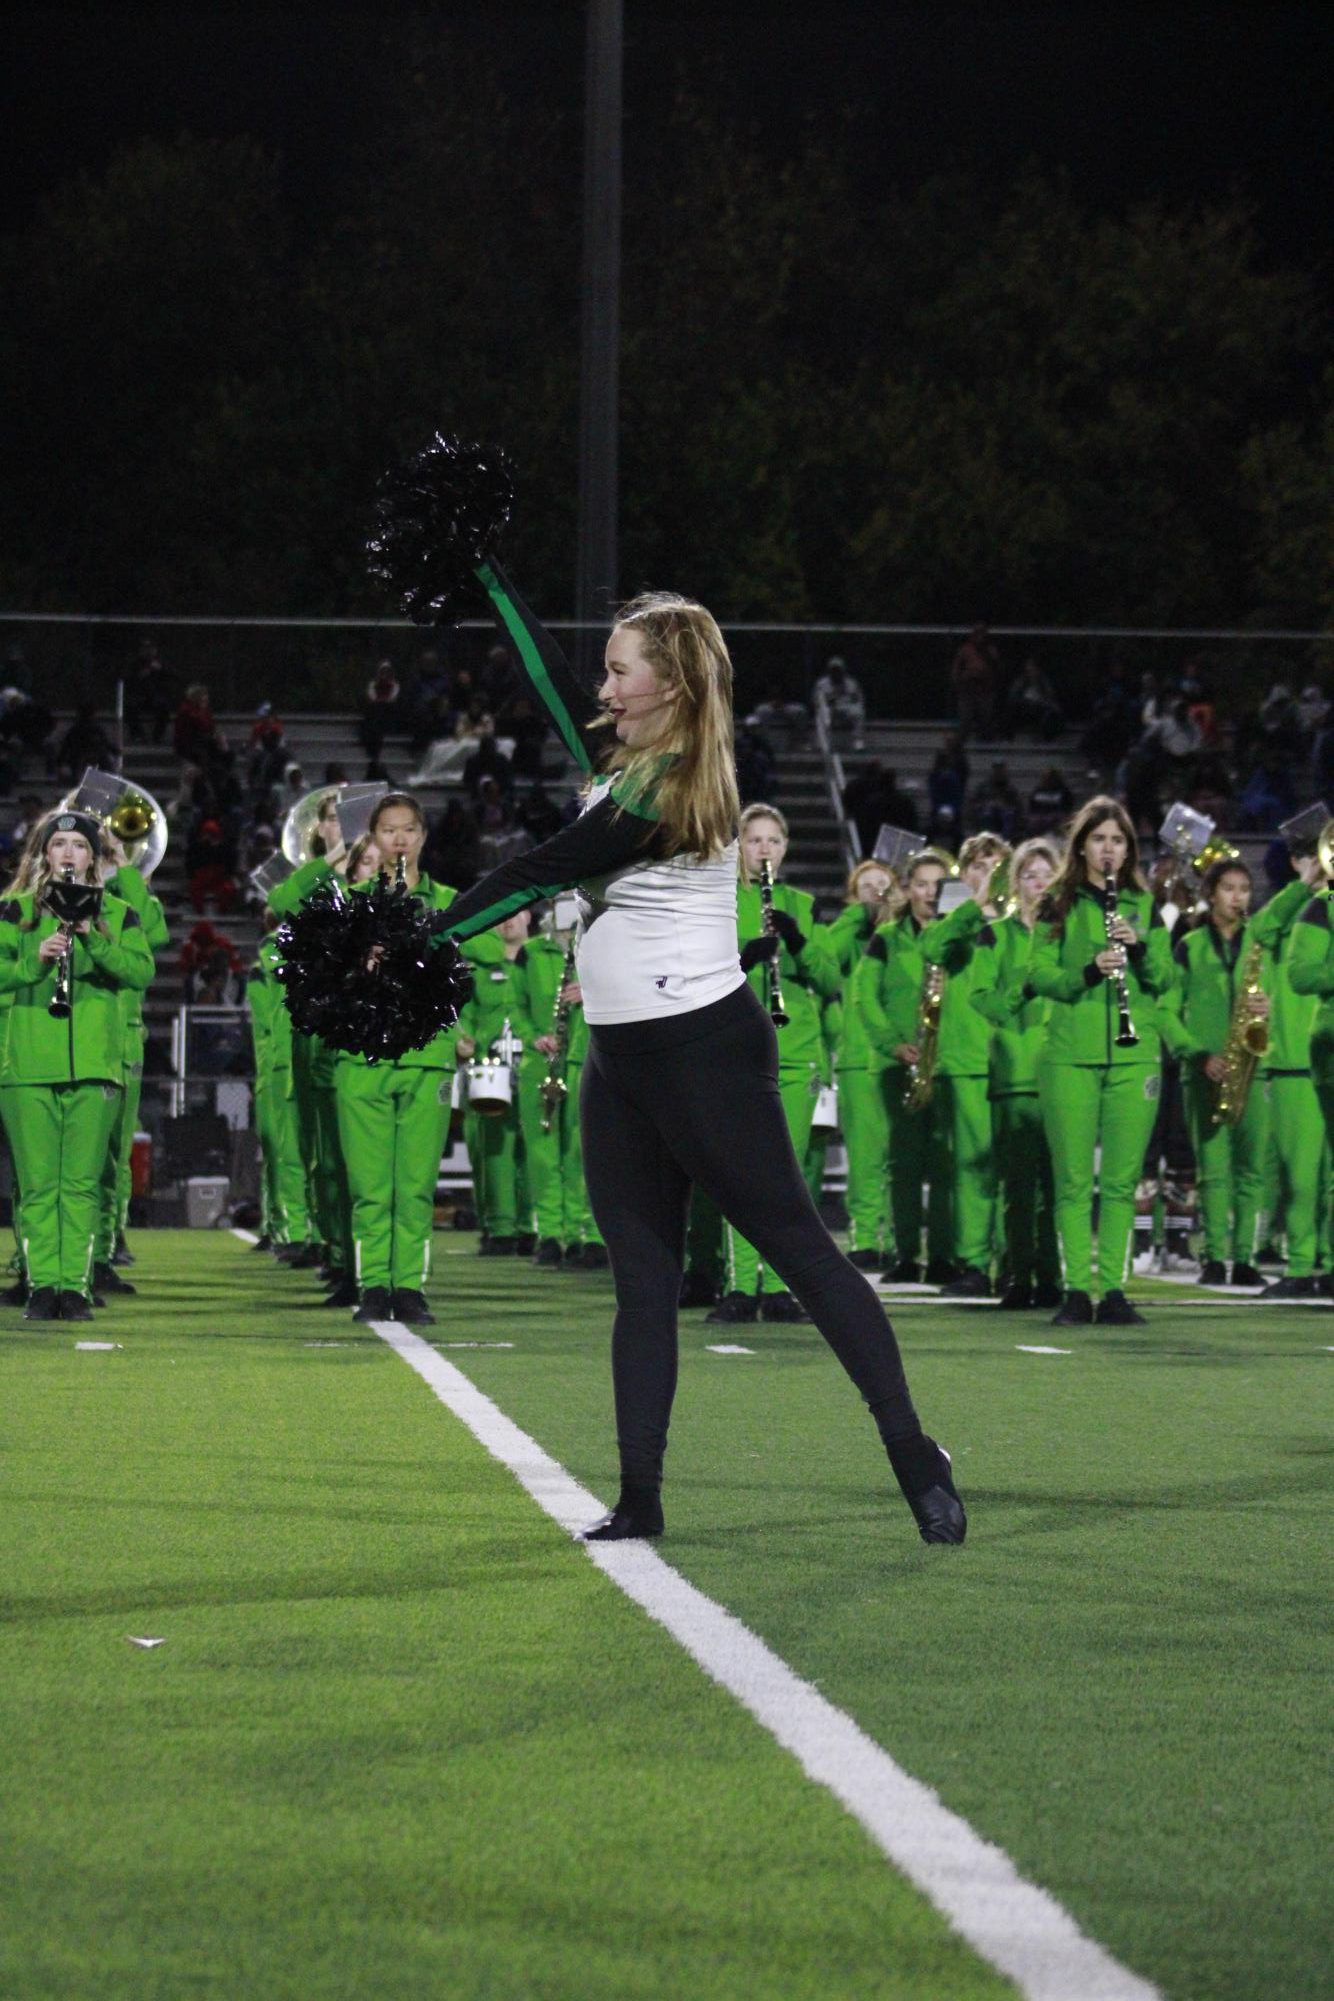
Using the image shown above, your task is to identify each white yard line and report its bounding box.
[370,1315,1162,2001]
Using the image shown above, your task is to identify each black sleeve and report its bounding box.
[434,793,659,943]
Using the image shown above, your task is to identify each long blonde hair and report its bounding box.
[4,822,110,933]
[603,593,739,858]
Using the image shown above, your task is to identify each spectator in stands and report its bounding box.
[1142,695,1203,769]
[1004,657,1062,741]
[174,684,220,766]
[425,798,481,889]
[1312,711,1334,801]
[1138,671,1163,732]
[950,625,999,740]
[926,800,960,850]
[735,721,779,807]
[1187,763,1234,832]
[1080,665,1137,782]
[186,817,239,914]
[361,659,401,765]
[0,685,55,775]
[449,667,484,736]
[967,760,1022,840]
[842,761,918,855]
[322,762,350,787]
[497,691,548,781]
[1296,683,1329,749]
[406,648,454,756]
[1235,754,1296,833]
[481,643,518,715]
[9,793,44,848]
[745,686,808,746]
[246,703,288,817]
[461,714,513,801]
[55,702,119,781]
[1027,766,1074,837]
[517,781,564,845]
[180,920,243,1000]
[928,731,970,826]
[811,656,866,746]
[126,639,173,743]
[240,823,278,911]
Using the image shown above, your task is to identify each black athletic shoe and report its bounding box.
[1229,1262,1263,1287]
[760,1292,808,1323]
[560,1242,585,1269]
[58,1291,94,1323]
[352,1286,394,1323]
[705,1290,759,1324]
[273,1241,311,1267]
[2,1276,30,1307]
[292,1241,325,1269]
[887,1433,966,1545]
[885,1258,921,1283]
[90,1291,107,1309]
[677,1267,720,1308]
[515,1233,537,1256]
[1096,1289,1146,1326]
[1198,1260,1228,1286]
[393,1290,435,1325]
[997,1282,1034,1310]
[322,1276,359,1308]
[23,1286,59,1321]
[251,1234,273,1253]
[1051,1288,1094,1326]
[533,1237,564,1269]
[848,1248,884,1272]
[1033,1280,1064,1308]
[93,1262,136,1296]
[113,1234,136,1266]
[579,1243,610,1270]
[941,1266,991,1298]
[579,1486,664,1541]
[924,1257,957,1286]
[478,1235,518,1257]
[1260,1274,1320,1299]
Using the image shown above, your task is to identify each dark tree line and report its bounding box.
[2,25,1331,630]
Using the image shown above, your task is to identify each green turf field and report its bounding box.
[1,1232,1328,2001]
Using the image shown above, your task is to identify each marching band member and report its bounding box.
[248,910,312,1257]
[514,916,606,1269]
[94,838,169,1296]
[967,836,1063,1309]
[1286,849,1334,1183]
[919,831,1012,1297]
[1158,859,1270,1286]
[335,792,461,1324]
[1249,850,1329,1299]
[454,910,531,1256]
[421,564,961,1546]
[1028,796,1174,1327]
[0,812,153,1321]
[826,861,894,1270]
[851,851,955,1284]
[707,804,841,1324]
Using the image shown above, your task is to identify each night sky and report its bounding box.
[5,4,1333,271]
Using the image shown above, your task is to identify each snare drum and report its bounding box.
[465,1057,514,1116]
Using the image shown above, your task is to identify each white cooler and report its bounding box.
[186,1176,230,1228]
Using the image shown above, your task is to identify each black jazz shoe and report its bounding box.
[760,1292,808,1322]
[322,1275,359,1308]
[1033,1280,1064,1308]
[1198,1260,1228,1286]
[1229,1262,1263,1287]
[848,1248,884,1272]
[887,1434,966,1545]
[579,1486,665,1541]
[533,1237,564,1269]
[885,1258,921,1283]
[1051,1288,1094,1326]
[393,1290,435,1325]
[705,1290,759,1324]
[23,1286,60,1321]
[58,1291,94,1323]
[93,1261,136,1295]
[352,1286,394,1323]
[997,1282,1034,1310]
[941,1266,991,1299]
[1096,1289,1146,1326]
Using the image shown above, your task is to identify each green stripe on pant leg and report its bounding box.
[1265,1074,1326,1277]
[839,1065,890,1256]
[1094,1065,1163,1293]
[387,1069,453,1291]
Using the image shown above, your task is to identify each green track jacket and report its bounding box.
[1027,883,1173,1066]
[920,898,995,1078]
[1158,921,1266,1065]
[456,930,526,1055]
[967,911,1050,1096]
[736,880,839,1071]
[1249,877,1318,1072]
[0,890,154,1084]
[1284,890,1334,1062]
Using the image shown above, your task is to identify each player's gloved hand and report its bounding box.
[768,910,805,953]
[740,935,780,972]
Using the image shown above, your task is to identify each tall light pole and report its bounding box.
[574,0,622,674]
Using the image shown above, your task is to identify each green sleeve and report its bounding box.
[1249,876,1313,952]
[106,864,169,952]
[0,919,46,994]
[796,920,841,1002]
[1156,948,1202,1061]
[1134,911,1176,998]
[968,931,1026,1027]
[851,938,895,1057]
[1286,900,1334,996]
[1027,920,1093,1004]
[921,897,986,970]
[76,905,155,991]
[268,856,333,918]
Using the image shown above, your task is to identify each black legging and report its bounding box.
[581,983,920,1488]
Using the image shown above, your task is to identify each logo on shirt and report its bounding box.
[655,976,668,989]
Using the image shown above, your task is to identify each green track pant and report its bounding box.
[1181,1067,1269,1265]
[293,1037,351,1261]
[254,1066,310,1246]
[839,1065,890,1257]
[992,1092,1059,1288]
[335,1062,452,1293]
[726,1063,819,1296]
[1038,1061,1161,1296]
[1263,1072,1328,1277]
[465,1100,522,1238]
[517,1059,601,1248]
[935,1072,995,1272]
[0,1081,121,1295]
[883,1070,952,1270]
[97,1056,144,1261]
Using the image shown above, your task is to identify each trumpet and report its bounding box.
[758,859,789,1028]
[1102,871,1140,1048]
[539,937,578,1134]
[44,864,103,1019]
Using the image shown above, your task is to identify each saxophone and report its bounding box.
[904,963,946,1112]
[538,937,578,1134]
[1211,940,1268,1129]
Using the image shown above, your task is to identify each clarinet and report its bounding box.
[758,859,789,1028]
[539,937,578,1134]
[47,864,78,1020]
[1102,870,1140,1048]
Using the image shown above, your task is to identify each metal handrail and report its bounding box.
[813,706,860,877]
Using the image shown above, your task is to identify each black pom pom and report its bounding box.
[367,432,514,625]
[275,873,475,1061]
